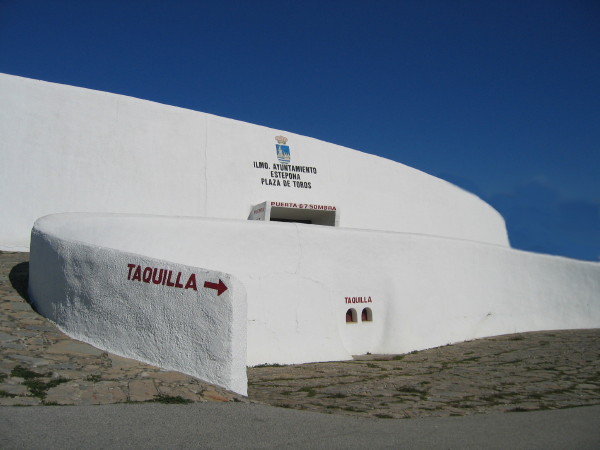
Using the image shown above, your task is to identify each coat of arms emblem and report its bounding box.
[275,135,291,164]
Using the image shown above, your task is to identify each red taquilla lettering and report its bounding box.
[132,266,142,281]
[126,264,211,293]
[142,267,152,283]
[152,268,164,284]
[175,272,184,288]
[344,296,373,304]
[270,202,336,211]
[166,270,175,287]
[185,274,197,290]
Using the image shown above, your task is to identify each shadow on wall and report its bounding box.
[9,261,31,304]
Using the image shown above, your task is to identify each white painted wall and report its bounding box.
[1,73,509,251]
[30,213,600,372]
[9,73,599,395]
[28,218,247,395]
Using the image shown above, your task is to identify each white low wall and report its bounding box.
[30,214,600,372]
[1,73,508,251]
[28,220,247,395]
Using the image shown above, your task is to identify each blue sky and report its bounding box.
[1,0,599,261]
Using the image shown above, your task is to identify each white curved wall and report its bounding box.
[30,214,600,370]
[8,73,599,395]
[28,220,247,395]
[1,73,508,251]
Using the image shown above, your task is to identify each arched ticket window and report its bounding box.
[346,308,357,323]
[361,307,372,322]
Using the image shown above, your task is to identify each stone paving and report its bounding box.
[249,329,600,419]
[2,251,599,419]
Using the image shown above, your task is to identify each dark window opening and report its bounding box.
[270,206,336,226]
[270,218,312,224]
[361,307,372,322]
[248,202,338,226]
[346,308,357,323]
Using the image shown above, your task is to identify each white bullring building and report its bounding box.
[1,73,599,395]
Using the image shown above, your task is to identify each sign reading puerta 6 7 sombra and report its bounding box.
[252,136,317,189]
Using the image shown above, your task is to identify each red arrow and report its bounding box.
[203,279,228,296]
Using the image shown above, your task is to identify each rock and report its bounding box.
[149,371,193,383]
[0,396,42,406]
[203,390,231,402]
[7,355,50,366]
[46,340,103,357]
[128,380,158,402]
[79,381,127,405]
[109,354,142,369]
[0,383,29,396]
[0,331,19,342]
[157,385,202,402]
[44,382,82,405]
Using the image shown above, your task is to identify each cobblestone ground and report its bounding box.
[2,251,599,419]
